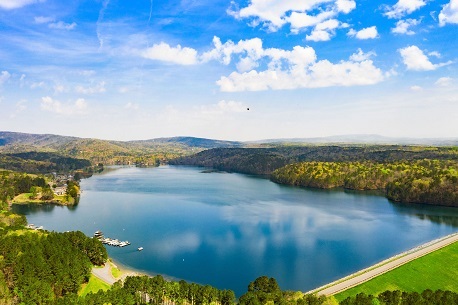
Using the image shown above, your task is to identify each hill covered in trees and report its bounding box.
[0,131,242,166]
[170,146,458,175]
[271,160,457,207]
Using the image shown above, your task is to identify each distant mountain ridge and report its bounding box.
[0,131,243,165]
[0,131,242,148]
[2,131,457,148]
[256,134,458,146]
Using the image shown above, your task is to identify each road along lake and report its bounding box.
[13,166,458,296]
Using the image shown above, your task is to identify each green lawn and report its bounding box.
[335,241,458,301]
[79,274,110,297]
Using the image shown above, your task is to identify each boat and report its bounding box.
[138,247,143,251]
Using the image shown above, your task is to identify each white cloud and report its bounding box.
[141,42,198,65]
[348,26,378,39]
[217,52,384,92]
[350,49,376,62]
[40,96,88,115]
[439,0,458,26]
[49,21,77,30]
[34,16,54,24]
[399,45,451,71]
[410,85,423,91]
[288,11,335,32]
[0,71,11,85]
[384,0,426,19]
[75,82,106,94]
[336,0,356,13]
[0,0,43,10]
[391,19,419,35]
[306,19,341,41]
[228,0,356,34]
[201,36,264,66]
[435,77,453,87]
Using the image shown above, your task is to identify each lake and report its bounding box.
[13,166,458,296]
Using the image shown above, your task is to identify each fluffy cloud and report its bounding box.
[217,48,384,92]
[391,19,420,35]
[140,36,385,91]
[435,77,453,87]
[229,0,355,34]
[49,21,77,30]
[141,42,198,65]
[348,26,379,39]
[40,96,88,115]
[0,0,43,10]
[306,19,341,41]
[384,0,426,19]
[0,71,11,85]
[201,37,264,70]
[439,0,458,26]
[349,49,376,62]
[399,46,451,71]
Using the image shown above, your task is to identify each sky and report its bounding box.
[0,0,457,141]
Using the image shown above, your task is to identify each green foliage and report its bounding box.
[171,146,458,176]
[78,274,110,297]
[0,229,107,304]
[0,170,50,206]
[0,152,91,174]
[340,290,458,305]
[271,160,458,206]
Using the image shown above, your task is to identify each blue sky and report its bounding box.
[0,0,457,141]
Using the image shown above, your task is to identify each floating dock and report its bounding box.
[94,231,131,247]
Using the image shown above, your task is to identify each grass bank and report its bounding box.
[335,241,458,301]
[79,274,110,297]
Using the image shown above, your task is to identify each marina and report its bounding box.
[94,231,131,248]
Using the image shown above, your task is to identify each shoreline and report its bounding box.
[93,256,184,285]
[307,231,458,296]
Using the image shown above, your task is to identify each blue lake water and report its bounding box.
[13,166,458,296]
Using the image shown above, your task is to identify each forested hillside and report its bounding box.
[0,152,91,173]
[271,160,458,206]
[0,228,107,304]
[170,146,458,175]
[0,131,241,165]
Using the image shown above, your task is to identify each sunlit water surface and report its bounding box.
[13,166,458,295]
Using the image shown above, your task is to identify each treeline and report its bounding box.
[170,146,458,175]
[0,152,91,174]
[271,160,457,206]
[340,290,458,305]
[0,170,48,208]
[0,230,107,304]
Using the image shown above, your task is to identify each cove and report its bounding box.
[13,166,458,296]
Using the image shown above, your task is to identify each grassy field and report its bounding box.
[335,241,458,301]
[78,274,110,297]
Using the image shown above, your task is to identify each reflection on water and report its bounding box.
[12,166,458,296]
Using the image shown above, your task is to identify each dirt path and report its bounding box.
[309,232,458,296]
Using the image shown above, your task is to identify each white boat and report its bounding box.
[137,247,143,251]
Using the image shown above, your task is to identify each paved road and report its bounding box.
[312,233,458,296]
[92,263,117,285]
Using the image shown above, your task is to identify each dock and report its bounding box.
[94,231,131,248]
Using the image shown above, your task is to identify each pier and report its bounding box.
[94,231,131,248]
